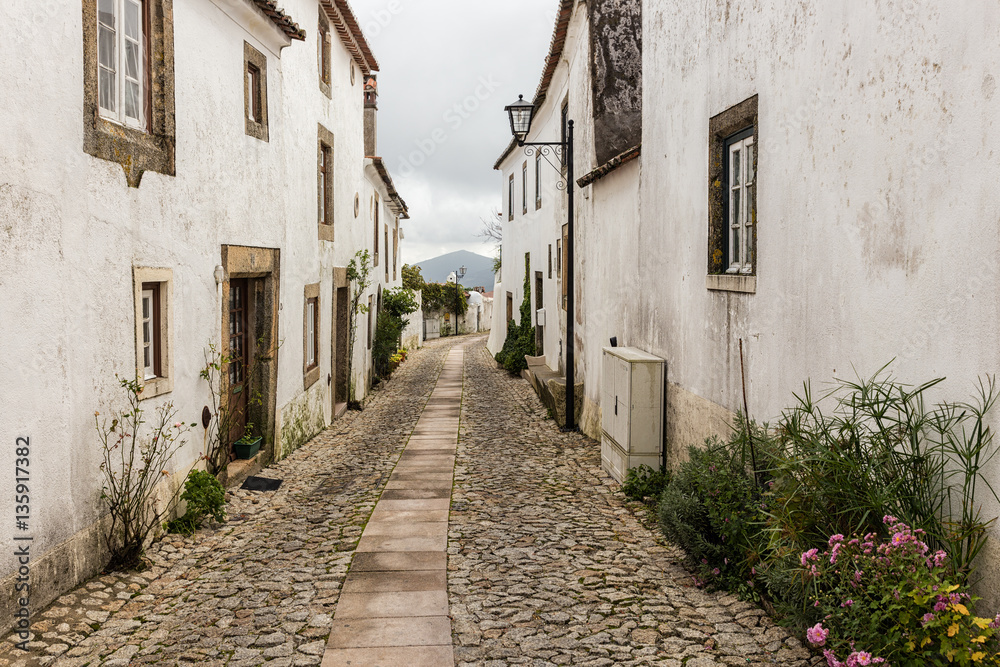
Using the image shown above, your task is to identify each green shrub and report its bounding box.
[165,469,226,536]
[372,311,405,380]
[622,464,668,503]
[494,253,535,374]
[658,439,767,598]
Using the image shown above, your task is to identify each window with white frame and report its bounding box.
[303,283,321,388]
[725,128,755,274]
[306,298,317,369]
[133,267,173,398]
[535,154,542,209]
[141,285,159,379]
[98,0,146,130]
[522,161,528,214]
[508,174,514,221]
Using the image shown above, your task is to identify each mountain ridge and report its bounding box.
[411,250,496,291]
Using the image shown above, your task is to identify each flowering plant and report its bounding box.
[802,517,1000,666]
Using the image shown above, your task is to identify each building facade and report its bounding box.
[495,0,1000,603]
[0,0,407,627]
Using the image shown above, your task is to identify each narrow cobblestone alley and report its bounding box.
[3,336,815,666]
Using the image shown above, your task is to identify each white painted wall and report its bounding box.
[0,0,398,626]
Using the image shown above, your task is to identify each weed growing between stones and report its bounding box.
[164,469,226,535]
[622,464,669,504]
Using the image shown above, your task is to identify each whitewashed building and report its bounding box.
[0,0,407,628]
[497,0,1000,602]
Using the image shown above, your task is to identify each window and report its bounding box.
[373,194,380,265]
[318,7,331,97]
[141,284,160,379]
[133,267,172,398]
[508,174,514,221]
[317,124,335,241]
[506,292,513,324]
[247,64,261,122]
[384,225,389,282]
[522,161,528,214]
[708,95,758,292]
[244,42,268,141]
[725,129,755,274]
[84,0,175,187]
[535,154,542,209]
[548,244,552,279]
[98,0,146,130]
[556,238,562,275]
[303,284,320,388]
[393,226,398,281]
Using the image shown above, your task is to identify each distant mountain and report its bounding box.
[412,250,496,292]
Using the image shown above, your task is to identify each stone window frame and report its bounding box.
[384,224,389,282]
[133,266,173,399]
[373,193,380,266]
[303,283,320,389]
[317,124,335,241]
[82,0,175,188]
[244,42,268,142]
[508,173,514,221]
[392,225,398,282]
[318,6,332,98]
[707,95,758,294]
[522,161,528,215]
[535,154,543,210]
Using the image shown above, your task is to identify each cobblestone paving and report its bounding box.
[0,339,454,667]
[448,340,817,667]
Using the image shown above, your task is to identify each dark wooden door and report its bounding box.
[228,279,249,451]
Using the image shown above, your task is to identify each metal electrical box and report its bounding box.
[601,346,665,483]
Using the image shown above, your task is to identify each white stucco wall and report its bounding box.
[635,0,1000,604]
[0,0,393,627]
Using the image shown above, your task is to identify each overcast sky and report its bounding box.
[348,0,558,265]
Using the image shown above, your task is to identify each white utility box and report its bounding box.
[601,346,665,483]
[536,308,546,326]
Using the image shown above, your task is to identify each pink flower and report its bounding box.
[922,612,935,625]
[806,623,829,646]
[828,534,845,546]
[824,648,844,667]
[849,651,873,666]
[801,548,820,566]
[840,599,853,608]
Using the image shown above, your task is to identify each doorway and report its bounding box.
[535,271,544,356]
[333,277,350,417]
[221,245,280,463]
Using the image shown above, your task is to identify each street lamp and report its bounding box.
[504,94,576,431]
[454,265,466,336]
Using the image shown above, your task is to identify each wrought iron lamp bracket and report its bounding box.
[521,142,567,190]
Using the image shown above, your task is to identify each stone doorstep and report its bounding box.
[333,590,449,619]
[221,454,263,489]
[349,551,447,572]
[326,616,453,648]
[320,645,454,667]
[401,441,456,451]
[341,570,446,594]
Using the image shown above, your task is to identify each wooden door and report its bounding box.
[228,278,249,451]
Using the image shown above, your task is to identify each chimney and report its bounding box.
[364,75,378,157]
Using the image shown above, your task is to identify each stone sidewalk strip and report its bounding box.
[320,348,464,667]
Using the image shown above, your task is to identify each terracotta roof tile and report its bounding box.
[251,0,306,41]
[320,0,380,74]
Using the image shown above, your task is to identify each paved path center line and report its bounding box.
[322,348,463,667]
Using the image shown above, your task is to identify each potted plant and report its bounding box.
[233,422,262,459]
